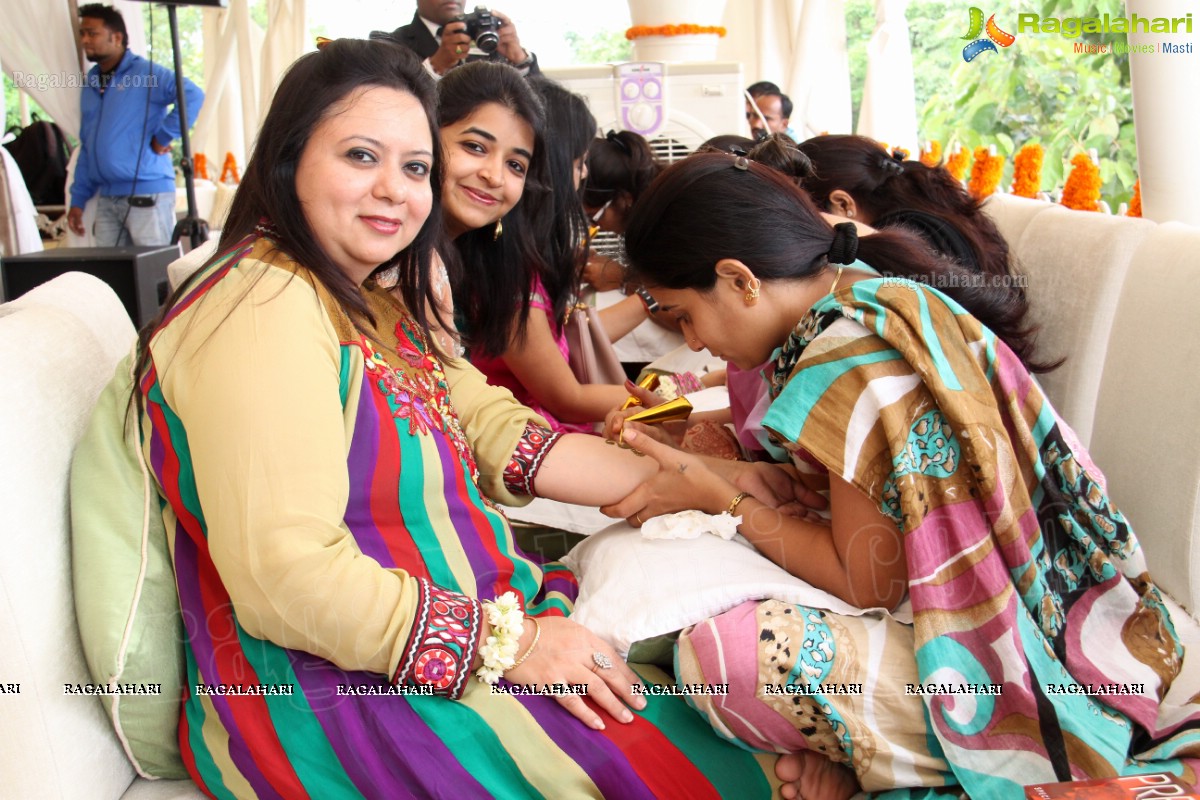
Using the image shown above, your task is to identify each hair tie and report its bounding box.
[827,222,859,265]
[877,155,904,178]
[606,130,633,156]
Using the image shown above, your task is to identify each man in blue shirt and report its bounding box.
[67,4,204,246]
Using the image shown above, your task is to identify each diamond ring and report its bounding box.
[592,652,614,670]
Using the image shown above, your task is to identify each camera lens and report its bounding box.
[475,29,499,53]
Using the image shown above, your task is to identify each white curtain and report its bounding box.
[190,2,262,175]
[855,0,917,153]
[257,0,308,127]
[0,0,85,136]
[190,0,306,176]
[716,0,852,140]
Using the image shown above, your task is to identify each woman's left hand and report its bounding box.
[504,616,646,731]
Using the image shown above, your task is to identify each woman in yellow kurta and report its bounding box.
[131,38,787,798]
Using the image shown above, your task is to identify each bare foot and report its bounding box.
[775,751,859,800]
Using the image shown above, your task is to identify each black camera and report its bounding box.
[455,6,501,54]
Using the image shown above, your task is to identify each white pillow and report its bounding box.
[563,523,897,659]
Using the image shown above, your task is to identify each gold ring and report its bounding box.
[634,512,643,525]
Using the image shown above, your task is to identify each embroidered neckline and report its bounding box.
[355,308,482,487]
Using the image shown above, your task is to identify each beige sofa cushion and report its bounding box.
[980,192,1053,252]
[1013,205,1153,447]
[1089,222,1200,616]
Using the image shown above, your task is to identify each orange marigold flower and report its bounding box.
[920,141,942,167]
[1060,152,1101,212]
[1011,143,1044,198]
[194,153,208,181]
[945,147,970,182]
[625,24,727,39]
[1127,179,1142,217]
[967,146,1004,200]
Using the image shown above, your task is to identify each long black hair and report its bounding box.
[798,134,1014,281]
[526,77,596,337]
[439,61,548,357]
[132,37,448,409]
[624,154,1050,371]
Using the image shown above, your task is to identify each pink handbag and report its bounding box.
[564,303,626,385]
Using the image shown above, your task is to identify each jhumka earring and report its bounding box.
[493,218,504,241]
[745,281,760,304]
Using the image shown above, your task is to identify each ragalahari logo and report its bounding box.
[962,7,1017,61]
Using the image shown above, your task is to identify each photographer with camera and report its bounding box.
[389,0,539,78]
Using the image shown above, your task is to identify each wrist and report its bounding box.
[634,286,659,314]
[475,592,525,685]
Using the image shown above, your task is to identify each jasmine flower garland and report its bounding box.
[476,592,525,685]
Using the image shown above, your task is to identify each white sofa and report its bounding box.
[0,273,203,798]
[1,197,1196,794]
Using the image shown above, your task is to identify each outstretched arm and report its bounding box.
[601,429,906,610]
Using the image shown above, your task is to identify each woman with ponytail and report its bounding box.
[601,153,1198,800]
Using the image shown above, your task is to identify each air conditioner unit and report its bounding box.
[543,61,745,161]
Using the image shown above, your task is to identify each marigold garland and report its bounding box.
[945,146,970,182]
[1060,152,1101,212]
[1010,143,1044,198]
[625,24,727,39]
[920,140,942,167]
[1123,179,1142,217]
[967,146,1004,200]
[220,152,241,184]
[194,153,208,181]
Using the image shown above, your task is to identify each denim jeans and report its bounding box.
[93,192,177,246]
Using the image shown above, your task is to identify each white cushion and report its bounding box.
[1090,222,1200,616]
[167,238,218,291]
[1013,205,1153,447]
[563,523,876,658]
[0,283,136,798]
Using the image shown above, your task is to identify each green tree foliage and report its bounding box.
[916,0,1132,206]
[847,0,1137,206]
[564,30,633,65]
[4,75,50,135]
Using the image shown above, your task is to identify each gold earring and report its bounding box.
[745,281,760,304]
[493,218,503,241]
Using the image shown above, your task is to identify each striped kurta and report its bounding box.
[138,235,774,798]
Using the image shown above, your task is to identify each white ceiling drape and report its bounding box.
[855,0,917,153]
[716,0,852,141]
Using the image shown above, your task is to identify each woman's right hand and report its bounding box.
[504,616,647,730]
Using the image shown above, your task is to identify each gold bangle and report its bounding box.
[509,616,541,670]
[726,491,750,516]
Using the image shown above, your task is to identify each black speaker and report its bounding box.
[1,245,179,327]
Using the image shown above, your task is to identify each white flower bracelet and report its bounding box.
[475,591,526,685]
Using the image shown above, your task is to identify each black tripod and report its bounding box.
[165,4,208,250]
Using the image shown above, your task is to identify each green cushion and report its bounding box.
[70,353,187,779]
